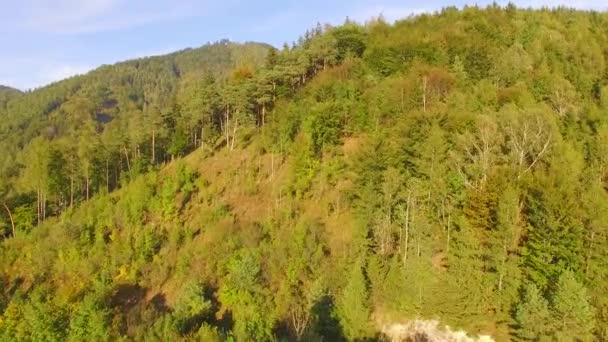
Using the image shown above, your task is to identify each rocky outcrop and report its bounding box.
[382,320,494,342]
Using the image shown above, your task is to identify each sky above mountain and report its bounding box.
[0,0,605,90]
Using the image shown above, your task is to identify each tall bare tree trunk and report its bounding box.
[230,117,239,151]
[422,76,428,113]
[37,188,40,225]
[291,308,310,340]
[123,146,131,172]
[2,202,15,238]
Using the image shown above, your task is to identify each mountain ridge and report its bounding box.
[0,85,22,93]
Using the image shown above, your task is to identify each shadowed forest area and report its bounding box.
[1,4,608,341]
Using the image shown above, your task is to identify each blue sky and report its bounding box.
[0,0,605,90]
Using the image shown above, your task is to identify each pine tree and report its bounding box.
[334,259,371,340]
[515,283,551,340]
[550,270,595,341]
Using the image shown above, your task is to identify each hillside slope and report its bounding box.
[0,85,21,95]
[0,40,269,184]
[1,5,608,341]
[0,85,22,111]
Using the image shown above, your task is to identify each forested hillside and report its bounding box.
[0,86,22,111]
[1,4,608,341]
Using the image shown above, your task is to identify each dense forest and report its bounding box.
[1,4,608,341]
[0,86,22,111]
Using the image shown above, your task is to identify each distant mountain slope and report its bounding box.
[0,40,269,144]
[0,85,22,94]
[0,85,22,110]
[0,40,270,178]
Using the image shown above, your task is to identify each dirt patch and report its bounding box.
[342,136,362,157]
[110,283,146,312]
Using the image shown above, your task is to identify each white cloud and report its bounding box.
[0,79,18,88]
[0,44,187,90]
[9,0,212,34]
[42,64,93,84]
[0,56,94,90]
[23,0,118,30]
[2,46,189,90]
